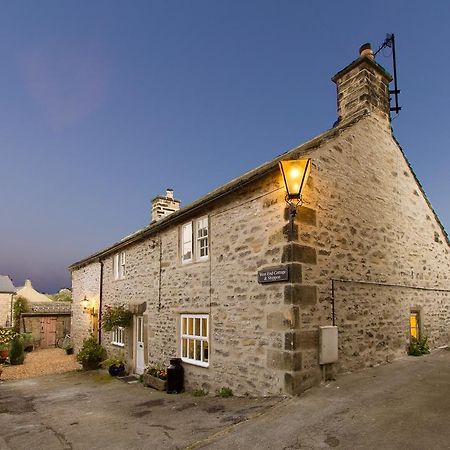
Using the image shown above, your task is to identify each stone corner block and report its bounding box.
[282,244,317,265]
[267,349,302,371]
[284,285,318,306]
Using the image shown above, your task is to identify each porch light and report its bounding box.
[278,159,311,204]
[82,296,95,316]
[278,158,311,236]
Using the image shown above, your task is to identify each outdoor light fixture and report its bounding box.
[82,296,95,316]
[279,158,311,234]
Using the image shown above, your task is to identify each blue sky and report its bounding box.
[1,1,449,292]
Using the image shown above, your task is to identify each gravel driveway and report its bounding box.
[0,348,80,381]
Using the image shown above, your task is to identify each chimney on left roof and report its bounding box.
[151,188,180,222]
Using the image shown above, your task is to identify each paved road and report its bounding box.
[1,350,450,449]
[199,349,450,450]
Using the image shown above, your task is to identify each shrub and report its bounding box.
[76,334,107,370]
[9,335,25,365]
[0,328,18,348]
[409,336,430,356]
[216,387,233,398]
[192,388,208,397]
[102,305,133,331]
[13,297,29,332]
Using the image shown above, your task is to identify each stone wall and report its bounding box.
[0,293,13,327]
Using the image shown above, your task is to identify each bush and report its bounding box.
[216,387,233,398]
[0,328,18,348]
[192,388,208,397]
[102,305,133,331]
[13,297,29,332]
[76,334,107,370]
[9,335,25,365]
[409,336,430,356]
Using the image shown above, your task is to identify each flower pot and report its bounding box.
[143,373,167,391]
[108,364,126,377]
[0,348,9,362]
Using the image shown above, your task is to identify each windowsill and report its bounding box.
[111,342,125,347]
[181,357,209,368]
[181,257,209,266]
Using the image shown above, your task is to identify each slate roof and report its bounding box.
[0,275,16,293]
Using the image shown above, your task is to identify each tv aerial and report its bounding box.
[374,33,402,115]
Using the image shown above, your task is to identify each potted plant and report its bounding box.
[102,352,127,376]
[0,341,9,362]
[143,365,167,391]
[102,304,133,332]
[62,337,74,355]
[0,328,17,361]
[76,334,107,370]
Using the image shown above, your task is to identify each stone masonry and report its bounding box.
[71,44,450,396]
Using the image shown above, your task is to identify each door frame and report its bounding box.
[134,315,145,374]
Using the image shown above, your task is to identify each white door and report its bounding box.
[135,316,145,374]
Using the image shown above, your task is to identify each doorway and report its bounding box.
[410,311,420,340]
[135,315,145,374]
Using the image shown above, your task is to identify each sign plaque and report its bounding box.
[258,266,289,284]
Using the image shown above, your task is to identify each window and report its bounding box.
[181,217,209,263]
[182,222,193,263]
[196,217,209,260]
[113,251,126,280]
[111,327,125,346]
[180,314,209,367]
[410,312,420,340]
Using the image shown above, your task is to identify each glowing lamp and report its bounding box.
[278,159,311,203]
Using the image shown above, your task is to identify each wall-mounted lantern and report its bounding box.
[82,296,96,316]
[278,158,311,235]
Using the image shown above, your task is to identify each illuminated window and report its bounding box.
[410,312,420,340]
[180,314,209,367]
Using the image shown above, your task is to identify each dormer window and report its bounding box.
[181,217,209,264]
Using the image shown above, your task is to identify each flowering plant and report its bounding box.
[145,365,167,380]
[0,328,18,347]
[102,304,133,331]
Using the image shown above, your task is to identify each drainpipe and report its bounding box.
[98,260,104,344]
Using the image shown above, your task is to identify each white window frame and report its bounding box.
[113,251,126,280]
[181,222,193,264]
[196,217,209,261]
[181,217,209,264]
[180,314,209,367]
[111,326,125,347]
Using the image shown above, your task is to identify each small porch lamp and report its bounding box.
[82,296,95,316]
[278,158,311,233]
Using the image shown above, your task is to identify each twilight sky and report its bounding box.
[1,1,449,293]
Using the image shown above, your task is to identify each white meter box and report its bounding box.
[319,326,338,364]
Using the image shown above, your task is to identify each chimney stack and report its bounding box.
[332,43,393,124]
[151,188,180,222]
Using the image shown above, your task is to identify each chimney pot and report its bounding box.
[166,188,174,200]
[359,43,374,60]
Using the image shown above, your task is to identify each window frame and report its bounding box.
[113,251,126,280]
[111,326,125,347]
[180,313,209,368]
[181,222,193,264]
[181,216,209,264]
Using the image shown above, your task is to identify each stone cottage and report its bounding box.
[70,43,450,396]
